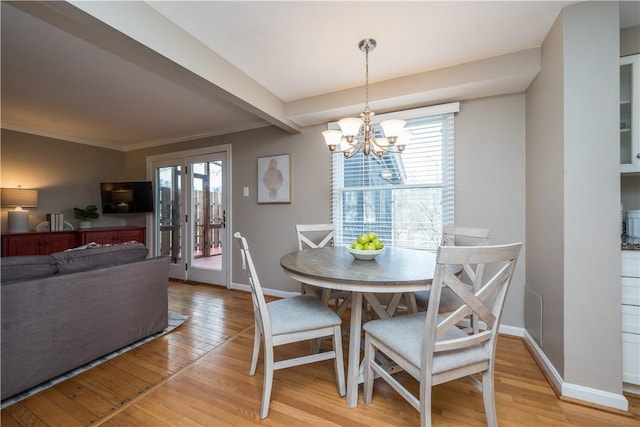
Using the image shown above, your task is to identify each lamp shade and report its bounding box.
[1,188,38,208]
[396,130,412,148]
[338,118,363,137]
[322,130,343,148]
[380,119,406,138]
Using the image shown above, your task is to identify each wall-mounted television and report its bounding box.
[100,181,154,214]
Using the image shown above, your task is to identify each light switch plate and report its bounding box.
[243,187,249,197]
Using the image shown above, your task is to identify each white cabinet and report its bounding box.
[622,250,640,392]
[620,54,640,174]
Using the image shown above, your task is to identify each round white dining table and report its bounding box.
[280,246,437,408]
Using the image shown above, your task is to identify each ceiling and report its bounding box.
[1,1,637,152]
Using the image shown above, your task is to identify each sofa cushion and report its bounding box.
[1,255,58,283]
[52,243,148,274]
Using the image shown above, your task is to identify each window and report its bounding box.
[331,103,459,251]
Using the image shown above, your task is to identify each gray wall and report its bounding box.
[455,94,526,329]
[123,94,527,327]
[621,25,640,57]
[563,2,621,392]
[0,129,129,230]
[622,176,640,211]
[526,1,623,394]
[525,9,566,375]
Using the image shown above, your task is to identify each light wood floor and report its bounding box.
[2,281,638,426]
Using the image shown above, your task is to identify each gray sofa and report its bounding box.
[1,243,170,401]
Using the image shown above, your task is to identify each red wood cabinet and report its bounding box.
[79,227,145,245]
[1,231,78,256]
[2,227,145,256]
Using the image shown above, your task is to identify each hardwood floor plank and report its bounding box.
[2,402,48,427]
[2,281,638,426]
[54,379,117,418]
[0,410,24,427]
[26,387,97,426]
[19,390,87,427]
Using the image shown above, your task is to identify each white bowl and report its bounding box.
[346,246,384,261]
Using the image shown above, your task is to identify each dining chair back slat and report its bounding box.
[234,232,346,419]
[363,242,522,427]
[296,223,335,249]
[415,226,491,315]
[295,224,351,319]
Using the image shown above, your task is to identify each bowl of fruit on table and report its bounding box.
[347,232,385,260]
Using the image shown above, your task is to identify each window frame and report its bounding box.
[330,102,459,250]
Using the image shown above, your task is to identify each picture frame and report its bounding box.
[257,154,291,204]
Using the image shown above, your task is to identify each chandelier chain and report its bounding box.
[364,43,370,111]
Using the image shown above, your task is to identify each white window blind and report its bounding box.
[331,103,458,251]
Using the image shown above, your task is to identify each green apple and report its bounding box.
[357,234,369,245]
[351,242,364,250]
[373,239,384,250]
[367,232,377,242]
[364,242,377,251]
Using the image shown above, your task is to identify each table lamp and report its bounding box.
[1,187,39,233]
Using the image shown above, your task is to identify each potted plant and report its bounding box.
[74,204,100,229]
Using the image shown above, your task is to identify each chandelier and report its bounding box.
[322,38,411,158]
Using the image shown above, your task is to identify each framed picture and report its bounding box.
[257,154,291,204]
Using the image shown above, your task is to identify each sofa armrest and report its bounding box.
[1,256,170,400]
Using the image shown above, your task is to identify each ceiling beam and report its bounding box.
[286,48,541,127]
[10,1,300,135]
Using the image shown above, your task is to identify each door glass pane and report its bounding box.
[192,161,223,271]
[621,63,633,164]
[157,166,182,264]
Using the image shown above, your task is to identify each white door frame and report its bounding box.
[146,144,232,287]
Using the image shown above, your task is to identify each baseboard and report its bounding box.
[523,330,629,412]
[561,383,629,413]
[498,324,525,337]
[623,382,640,395]
[229,282,299,299]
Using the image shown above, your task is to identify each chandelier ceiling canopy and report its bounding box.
[322,38,410,158]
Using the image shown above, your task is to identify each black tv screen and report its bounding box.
[101,181,154,214]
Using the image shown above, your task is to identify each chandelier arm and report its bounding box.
[344,143,361,158]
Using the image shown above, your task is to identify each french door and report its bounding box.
[150,148,230,286]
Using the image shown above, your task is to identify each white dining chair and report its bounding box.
[414,226,491,315]
[234,232,346,419]
[296,224,351,316]
[363,242,522,426]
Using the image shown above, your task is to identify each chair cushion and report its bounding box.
[268,294,342,335]
[363,312,489,375]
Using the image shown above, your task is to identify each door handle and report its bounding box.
[222,210,226,228]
